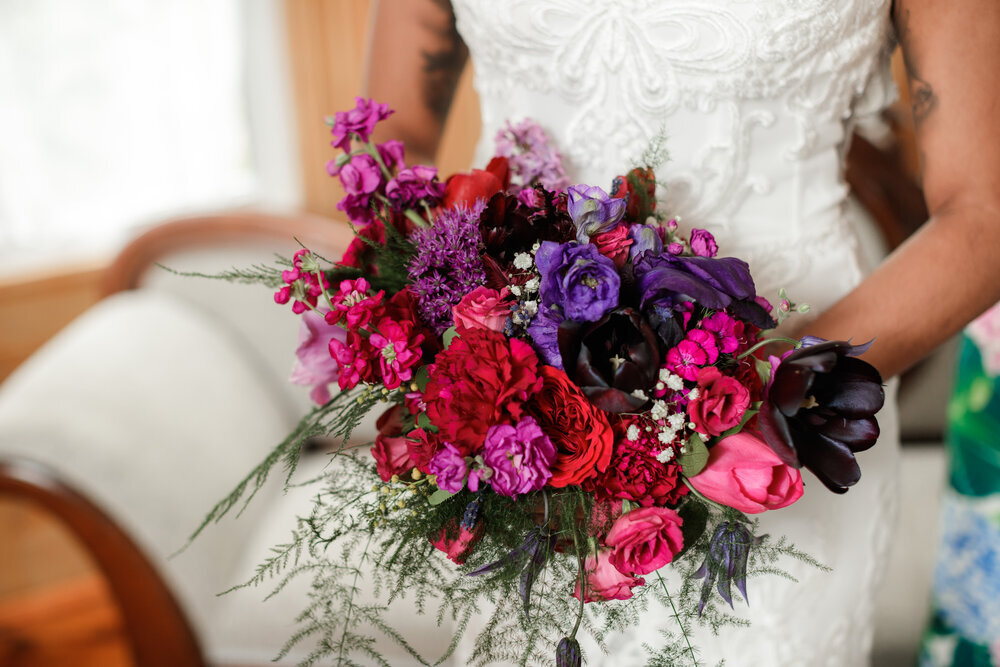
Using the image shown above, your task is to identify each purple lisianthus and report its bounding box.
[635,253,775,329]
[536,241,620,323]
[328,97,393,151]
[386,165,446,209]
[689,228,719,258]
[567,185,626,244]
[329,153,383,196]
[628,223,664,262]
[482,416,556,497]
[526,304,565,369]
[428,442,469,493]
[289,308,347,405]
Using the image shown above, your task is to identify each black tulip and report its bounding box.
[556,637,582,667]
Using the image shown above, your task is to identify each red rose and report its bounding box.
[586,430,687,507]
[527,366,613,487]
[605,506,684,575]
[592,225,634,269]
[687,366,751,436]
[371,405,414,482]
[423,328,542,455]
[442,156,511,209]
[452,286,514,333]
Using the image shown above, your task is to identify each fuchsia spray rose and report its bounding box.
[605,506,685,575]
[687,366,751,436]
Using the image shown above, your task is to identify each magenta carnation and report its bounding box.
[482,417,556,498]
[428,442,469,493]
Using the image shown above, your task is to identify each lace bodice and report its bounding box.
[449,3,902,666]
[455,0,897,310]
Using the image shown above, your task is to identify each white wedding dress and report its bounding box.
[449,1,902,665]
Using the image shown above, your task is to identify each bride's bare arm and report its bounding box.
[803,0,1000,378]
[364,0,466,165]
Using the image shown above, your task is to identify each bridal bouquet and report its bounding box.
[195,98,884,666]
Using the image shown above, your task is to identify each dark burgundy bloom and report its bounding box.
[758,339,884,493]
[559,308,662,413]
[556,637,582,667]
[585,434,687,507]
[635,253,775,330]
[693,521,761,615]
[478,191,575,281]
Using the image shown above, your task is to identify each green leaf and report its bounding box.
[755,357,772,385]
[428,488,456,506]
[416,412,438,432]
[678,433,709,476]
[675,498,709,560]
[719,409,759,439]
[442,326,460,349]
[411,365,430,392]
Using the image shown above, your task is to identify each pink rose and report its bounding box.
[688,432,804,514]
[605,507,684,576]
[371,405,414,482]
[452,286,514,333]
[573,549,644,603]
[687,366,750,436]
[592,225,634,269]
[289,307,347,405]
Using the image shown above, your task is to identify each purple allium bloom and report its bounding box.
[482,416,556,498]
[386,165,446,209]
[556,637,582,667]
[628,223,664,262]
[536,241,620,323]
[428,442,469,493]
[328,97,392,151]
[329,153,382,196]
[526,304,565,369]
[408,202,487,334]
[694,521,760,615]
[634,252,775,329]
[494,119,569,192]
[690,228,719,258]
[758,338,884,493]
[567,185,627,244]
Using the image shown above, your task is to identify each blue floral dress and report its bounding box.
[920,305,1000,666]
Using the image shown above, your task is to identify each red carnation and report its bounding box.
[527,366,613,487]
[405,427,440,474]
[422,328,543,455]
[586,425,687,507]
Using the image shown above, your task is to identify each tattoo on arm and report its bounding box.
[895,6,939,127]
[420,1,468,124]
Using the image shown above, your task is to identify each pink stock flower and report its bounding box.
[368,318,423,390]
[327,278,385,330]
[452,286,514,333]
[377,140,405,170]
[573,549,645,603]
[385,165,446,209]
[605,506,685,575]
[687,366,751,436]
[328,330,374,390]
[665,329,719,381]
[328,97,393,151]
[428,442,469,493]
[289,307,346,405]
[329,153,383,196]
[688,432,804,514]
[481,416,557,498]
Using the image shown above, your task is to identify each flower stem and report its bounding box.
[569,495,586,640]
[735,336,800,359]
[655,571,699,667]
[681,478,728,513]
[364,140,393,181]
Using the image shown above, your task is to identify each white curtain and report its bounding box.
[0,0,299,261]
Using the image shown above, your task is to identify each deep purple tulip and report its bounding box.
[758,339,884,493]
[694,521,760,615]
[635,252,775,330]
[567,184,626,244]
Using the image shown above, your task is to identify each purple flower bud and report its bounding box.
[690,228,719,258]
[556,637,582,667]
[567,185,626,244]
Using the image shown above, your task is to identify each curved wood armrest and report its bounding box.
[0,458,205,667]
[102,210,355,296]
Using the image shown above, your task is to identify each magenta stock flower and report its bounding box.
[368,318,423,390]
[329,331,371,390]
[482,416,557,498]
[329,153,383,196]
[273,249,329,315]
[665,329,719,381]
[326,277,385,330]
[700,311,743,354]
[428,442,469,493]
[377,140,405,170]
[328,97,392,151]
[689,228,719,258]
[289,308,346,405]
[386,165,446,208]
